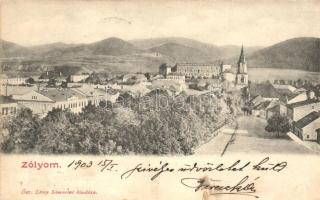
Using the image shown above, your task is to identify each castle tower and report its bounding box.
[235,45,248,86]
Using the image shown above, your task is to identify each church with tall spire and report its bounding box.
[235,45,249,87]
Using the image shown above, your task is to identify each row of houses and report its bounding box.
[248,82,320,143]
[0,86,120,117]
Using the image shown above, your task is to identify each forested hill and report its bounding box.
[246,37,320,72]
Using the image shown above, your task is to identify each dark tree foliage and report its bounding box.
[265,113,291,137]
[2,108,40,153]
[25,77,35,84]
[1,89,234,155]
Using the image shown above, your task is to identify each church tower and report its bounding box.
[235,45,248,86]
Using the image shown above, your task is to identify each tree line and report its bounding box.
[1,89,234,155]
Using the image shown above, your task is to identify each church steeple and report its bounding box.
[235,45,248,87]
[237,45,247,74]
[238,45,246,64]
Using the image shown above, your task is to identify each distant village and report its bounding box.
[1,47,320,148]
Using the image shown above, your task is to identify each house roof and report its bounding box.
[287,99,319,109]
[72,86,106,97]
[176,63,218,67]
[37,89,85,102]
[267,104,280,113]
[223,69,233,73]
[250,95,264,106]
[0,95,17,104]
[0,85,37,96]
[294,111,320,129]
[167,73,185,76]
[249,83,281,99]
[254,101,271,110]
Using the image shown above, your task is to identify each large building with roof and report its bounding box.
[175,63,221,78]
[158,46,249,88]
[287,99,320,122]
[292,111,320,141]
[11,85,115,116]
[13,88,88,115]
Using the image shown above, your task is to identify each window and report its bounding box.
[32,96,37,100]
[241,76,245,83]
[307,135,310,139]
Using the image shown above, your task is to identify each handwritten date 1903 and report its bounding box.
[67,159,118,172]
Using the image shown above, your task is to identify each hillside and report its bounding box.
[132,37,222,60]
[149,42,215,63]
[247,37,320,72]
[28,42,80,56]
[0,40,31,57]
[219,45,262,60]
[43,37,141,57]
[1,37,319,75]
[131,37,262,59]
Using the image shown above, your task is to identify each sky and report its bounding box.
[1,0,320,47]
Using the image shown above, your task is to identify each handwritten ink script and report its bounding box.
[181,176,260,198]
[21,157,287,198]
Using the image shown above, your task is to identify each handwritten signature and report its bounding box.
[181,175,260,198]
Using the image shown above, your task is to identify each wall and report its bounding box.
[301,118,320,141]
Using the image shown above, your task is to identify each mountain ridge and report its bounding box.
[1,37,319,73]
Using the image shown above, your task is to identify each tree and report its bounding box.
[144,73,151,81]
[35,108,79,154]
[265,114,291,137]
[2,108,40,153]
[61,81,68,88]
[26,77,35,84]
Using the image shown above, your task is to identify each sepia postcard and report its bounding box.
[0,0,320,199]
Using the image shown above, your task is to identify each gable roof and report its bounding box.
[254,101,271,110]
[71,86,106,97]
[287,99,319,109]
[0,85,37,96]
[37,89,85,102]
[294,111,320,129]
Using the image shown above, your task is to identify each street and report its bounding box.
[195,116,314,155]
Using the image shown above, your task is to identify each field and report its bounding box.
[248,68,320,84]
